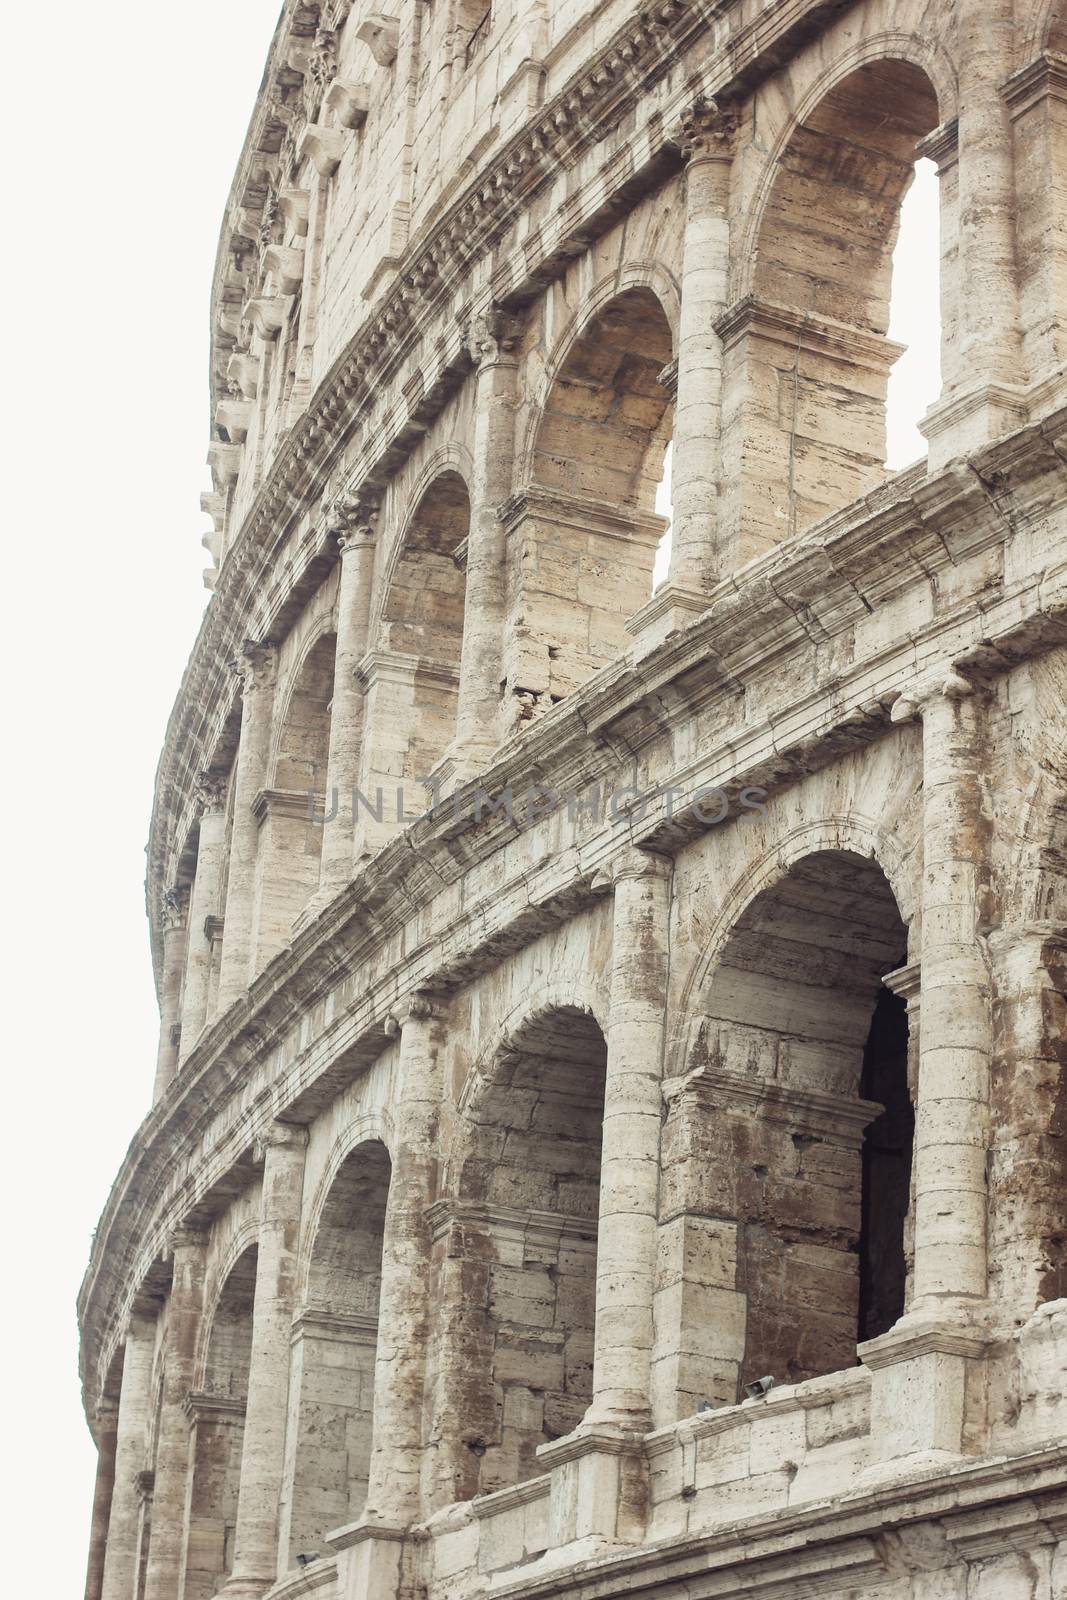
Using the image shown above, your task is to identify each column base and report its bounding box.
[326,1519,406,1600]
[858,1309,989,1480]
[626,583,709,655]
[535,1422,649,1556]
[920,382,1029,471]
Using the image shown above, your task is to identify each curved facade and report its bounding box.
[81,3,1067,1599]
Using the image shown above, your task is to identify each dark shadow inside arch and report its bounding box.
[692,850,911,1393]
[282,1139,391,1570]
[429,1006,607,1501]
[181,1245,258,1600]
[505,287,673,721]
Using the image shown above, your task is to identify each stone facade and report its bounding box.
[81,2,1067,1598]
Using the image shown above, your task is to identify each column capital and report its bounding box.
[231,639,276,695]
[383,992,446,1036]
[329,484,381,543]
[463,305,524,368]
[158,883,189,933]
[166,1222,208,1257]
[890,665,978,723]
[669,95,741,163]
[253,1120,309,1163]
[610,845,673,886]
[194,768,229,815]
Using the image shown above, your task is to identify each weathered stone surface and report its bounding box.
[81,3,1067,1599]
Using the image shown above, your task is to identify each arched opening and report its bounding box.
[428,1007,607,1501]
[672,852,911,1404]
[505,288,673,722]
[182,1246,257,1600]
[252,632,336,969]
[723,60,941,563]
[358,471,469,843]
[281,1141,391,1570]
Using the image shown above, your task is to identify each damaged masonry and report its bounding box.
[82,3,1067,1600]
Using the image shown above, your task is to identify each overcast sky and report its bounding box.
[1,6,938,1593]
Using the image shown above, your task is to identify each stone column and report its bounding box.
[179,773,230,1061]
[452,308,520,774]
[318,507,378,893]
[331,997,444,1599]
[882,961,922,1315]
[987,923,1067,1316]
[152,886,189,1104]
[588,848,672,1428]
[84,1401,118,1600]
[636,101,738,647]
[1003,51,1067,393]
[224,1122,308,1598]
[905,675,991,1310]
[144,1228,208,1600]
[101,1314,156,1600]
[924,2,1026,464]
[861,673,992,1470]
[218,644,276,1011]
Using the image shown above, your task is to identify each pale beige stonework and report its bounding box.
[82,2,1067,1599]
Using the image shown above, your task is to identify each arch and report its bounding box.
[674,815,913,1070]
[429,1001,608,1500]
[1026,0,1067,59]
[670,847,911,1404]
[182,1243,258,1600]
[504,282,674,720]
[517,263,680,486]
[281,1138,393,1571]
[723,52,942,562]
[358,466,472,823]
[252,629,338,969]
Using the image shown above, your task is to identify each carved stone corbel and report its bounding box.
[357,14,400,67]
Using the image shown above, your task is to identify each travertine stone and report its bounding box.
[224,1125,308,1596]
[143,1229,207,1600]
[178,775,229,1062]
[217,644,276,1008]
[83,2,1067,1598]
[99,1316,154,1600]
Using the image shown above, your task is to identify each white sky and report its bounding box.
[0,8,940,1591]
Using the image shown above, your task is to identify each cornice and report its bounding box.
[84,410,1067,1415]
[160,0,863,979]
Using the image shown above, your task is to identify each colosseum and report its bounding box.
[80,1,1067,1597]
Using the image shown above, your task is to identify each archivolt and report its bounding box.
[298,1110,394,1299]
[516,262,679,488]
[671,813,913,1077]
[735,29,955,300]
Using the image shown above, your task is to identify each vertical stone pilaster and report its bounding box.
[101,1314,156,1600]
[224,1122,308,1598]
[452,309,520,772]
[587,848,672,1430]
[1003,50,1067,394]
[331,997,444,1600]
[861,674,992,1471]
[907,679,992,1309]
[924,3,1026,463]
[152,886,189,1104]
[318,509,378,893]
[143,1228,208,1600]
[987,923,1067,1316]
[84,1401,119,1600]
[631,102,736,647]
[179,773,229,1061]
[218,644,276,1010]
[666,105,735,597]
[883,961,922,1314]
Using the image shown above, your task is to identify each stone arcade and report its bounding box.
[81,2,1067,1598]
